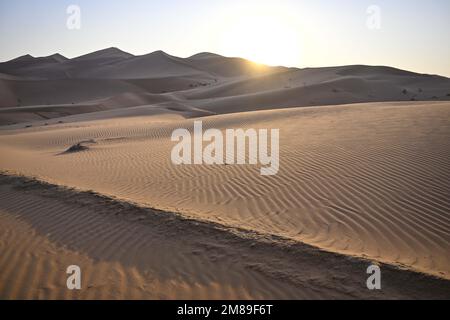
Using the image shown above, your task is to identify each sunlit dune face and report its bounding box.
[219,5,302,67]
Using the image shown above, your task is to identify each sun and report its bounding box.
[218,5,302,67]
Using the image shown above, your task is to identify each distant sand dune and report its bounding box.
[1,49,449,125]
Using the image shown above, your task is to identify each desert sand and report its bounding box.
[0,49,449,299]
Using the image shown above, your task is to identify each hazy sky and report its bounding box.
[1,0,449,76]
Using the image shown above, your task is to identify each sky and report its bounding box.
[1,0,449,76]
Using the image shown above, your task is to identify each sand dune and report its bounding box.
[1,49,449,126]
[1,101,449,284]
[1,174,449,299]
[0,48,285,81]
[0,174,304,299]
[0,49,449,299]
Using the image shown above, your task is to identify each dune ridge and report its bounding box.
[1,48,449,125]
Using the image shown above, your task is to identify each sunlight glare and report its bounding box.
[218,4,302,67]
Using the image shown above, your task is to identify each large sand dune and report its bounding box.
[1,101,449,282]
[0,49,449,299]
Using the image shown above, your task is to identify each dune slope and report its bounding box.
[1,174,449,299]
[0,101,449,282]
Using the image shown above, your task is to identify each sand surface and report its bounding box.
[0,50,449,299]
[0,174,449,299]
[1,101,449,299]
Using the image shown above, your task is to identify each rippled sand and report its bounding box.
[1,101,449,290]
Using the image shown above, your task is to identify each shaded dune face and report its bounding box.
[1,102,449,280]
[0,181,307,300]
[1,174,449,300]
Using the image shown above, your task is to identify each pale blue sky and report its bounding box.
[1,0,449,76]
